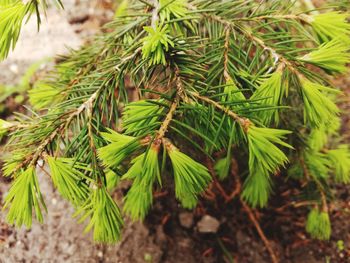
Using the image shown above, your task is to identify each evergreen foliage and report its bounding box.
[299,39,350,73]
[47,156,91,205]
[123,148,160,221]
[1,0,350,243]
[304,12,350,42]
[3,166,47,228]
[0,118,12,139]
[250,68,284,125]
[327,145,350,183]
[74,187,124,243]
[243,127,292,207]
[300,78,339,127]
[166,141,211,208]
[306,208,331,240]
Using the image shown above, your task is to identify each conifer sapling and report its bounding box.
[0,0,350,244]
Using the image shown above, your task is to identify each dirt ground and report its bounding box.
[0,1,350,262]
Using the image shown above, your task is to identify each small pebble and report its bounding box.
[9,64,18,74]
[179,212,194,229]
[197,215,220,233]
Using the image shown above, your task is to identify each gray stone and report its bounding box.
[197,215,220,233]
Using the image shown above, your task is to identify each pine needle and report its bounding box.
[307,12,350,42]
[168,146,211,208]
[0,1,27,60]
[242,126,292,207]
[122,100,164,136]
[0,118,12,139]
[300,39,350,74]
[306,208,331,240]
[123,148,160,220]
[3,166,47,228]
[29,83,64,110]
[47,156,90,205]
[327,145,350,184]
[142,23,174,65]
[159,0,187,22]
[98,129,142,168]
[74,187,124,243]
[251,70,284,125]
[300,78,340,127]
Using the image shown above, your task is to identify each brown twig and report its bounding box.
[153,190,169,198]
[153,67,186,146]
[223,26,231,83]
[209,155,279,262]
[299,156,329,213]
[204,14,305,74]
[203,185,217,200]
[151,0,160,28]
[155,96,178,142]
[241,199,279,263]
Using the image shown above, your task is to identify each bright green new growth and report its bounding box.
[306,208,331,240]
[214,156,231,181]
[300,78,339,127]
[98,129,142,168]
[29,83,64,110]
[0,0,27,60]
[307,126,330,152]
[308,12,350,42]
[167,146,211,209]
[123,148,160,221]
[106,169,120,191]
[300,39,350,74]
[74,187,124,243]
[47,157,90,205]
[223,78,246,103]
[242,126,292,207]
[142,23,174,65]
[122,100,164,135]
[3,166,47,228]
[159,0,187,22]
[1,0,350,244]
[327,145,350,183]
[251,70,284,125]
[304,150,330,179]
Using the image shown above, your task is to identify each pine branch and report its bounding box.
[32,88,100,164]
[204,14,293,72]
[153,65,189,141]
[2,0,350,245]
[189,91,251,130]
[151,0,160,28]
[155,95,178,141]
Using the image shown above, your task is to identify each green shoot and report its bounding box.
[3,166,47,228]
[167,143,211,208]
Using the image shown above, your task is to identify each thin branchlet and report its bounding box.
[189,91,251,131]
